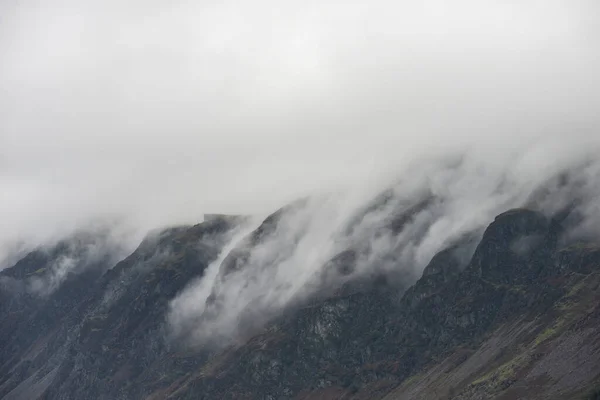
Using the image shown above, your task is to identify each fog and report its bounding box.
[167,147,600,346]
[1,0,599,318]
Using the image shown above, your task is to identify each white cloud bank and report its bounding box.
[1,1,599,337]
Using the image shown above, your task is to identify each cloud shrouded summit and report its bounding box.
[1,0,599,262]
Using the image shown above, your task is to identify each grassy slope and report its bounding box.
[384,269,600,400]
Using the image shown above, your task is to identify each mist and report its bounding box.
[1,0,600,342]
[167,147,600,346]
[1,0,598,257]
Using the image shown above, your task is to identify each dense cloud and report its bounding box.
[1,0,599,340]
[167,148,600,346]
[2,0,599,258]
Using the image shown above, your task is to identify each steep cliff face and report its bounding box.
[0,217,244,400]
[0,207,599,400]
[0,232,121,399]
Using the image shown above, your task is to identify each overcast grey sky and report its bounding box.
[1,0,599,260]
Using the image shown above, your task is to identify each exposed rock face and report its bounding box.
[1,205,599,400]
[0,217,242,400]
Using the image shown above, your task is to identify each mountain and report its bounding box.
[1,202,599,399]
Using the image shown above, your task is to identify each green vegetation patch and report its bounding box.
[26,267,47,277]
[471,353,531,390]
[534,325,561,346]
[401,373,422,387]
[558,242,600,253]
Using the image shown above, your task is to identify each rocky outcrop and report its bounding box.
[0,217,242,400]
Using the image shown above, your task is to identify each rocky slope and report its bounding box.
[0,204,599,399]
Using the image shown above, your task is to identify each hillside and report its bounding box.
[0,206,599,400]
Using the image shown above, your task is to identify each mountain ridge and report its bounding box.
[0,205,599,399]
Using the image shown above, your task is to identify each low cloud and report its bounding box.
[0,0,599,345]
[25,226,132,296]
[1,0,599,267]
[167,146,600,346]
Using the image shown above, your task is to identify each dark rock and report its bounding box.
[1,203,600,400]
